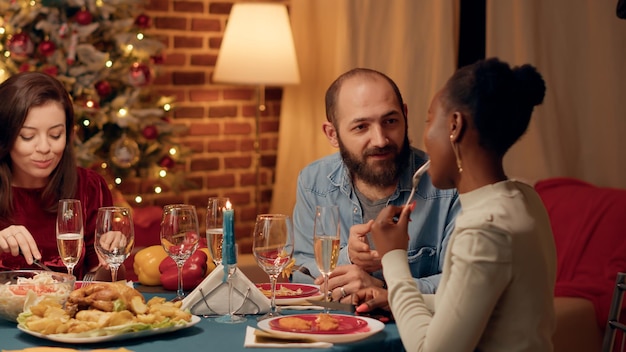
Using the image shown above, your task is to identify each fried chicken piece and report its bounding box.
[66,282,145,316]
[315,313,339,331]
[278,316,312,330]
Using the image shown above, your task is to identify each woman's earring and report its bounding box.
[450,135,463,173]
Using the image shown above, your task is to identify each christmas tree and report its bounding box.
[0,0,188,197]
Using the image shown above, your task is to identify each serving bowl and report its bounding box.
[0,270,75,322]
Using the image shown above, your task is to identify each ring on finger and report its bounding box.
[340,286,348,298]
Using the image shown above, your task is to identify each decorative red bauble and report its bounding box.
[19,63,31,72]
[75,9,93,25]
[134,13,151,29]
[7,32,34,61]
[128,62,152,87]
[41,65,59,76]
[142,125,158,140]
[95,80,112,97]
[37,39,56,57]
[150,54,164,65]
[159,156,175,169]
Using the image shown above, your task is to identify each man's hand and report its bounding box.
[351,286,390,313]
[347,220,382,273]
[315,264,385,303]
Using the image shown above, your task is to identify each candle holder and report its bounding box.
[215,201,246,324]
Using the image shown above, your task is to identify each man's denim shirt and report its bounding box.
[292,148,460,293]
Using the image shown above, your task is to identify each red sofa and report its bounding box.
[535,177,626,352]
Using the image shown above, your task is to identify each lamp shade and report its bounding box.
[213,3,300,85]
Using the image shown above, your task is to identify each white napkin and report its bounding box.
[181,265,270,315]
[244,326,333,349]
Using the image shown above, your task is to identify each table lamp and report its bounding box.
[213,3,300,214]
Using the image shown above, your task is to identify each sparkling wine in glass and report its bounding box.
[94,206,134,283]
[252,214,294,321]
[56,199,84,277]
[160,204,200,302]
[313,205,340,312]
[206,197,229,266]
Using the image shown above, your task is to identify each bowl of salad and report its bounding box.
[0,270,75,322]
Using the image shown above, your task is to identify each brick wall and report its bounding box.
[121,0,291,253]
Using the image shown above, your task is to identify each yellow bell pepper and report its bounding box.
[133,245,168,286]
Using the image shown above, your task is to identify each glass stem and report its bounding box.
[227,265,236,315]
[324,274,330,314]
[110,266,118,282]
[269,274,278,314]
[177,262,184,298]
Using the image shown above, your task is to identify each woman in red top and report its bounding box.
[0,71,114,279]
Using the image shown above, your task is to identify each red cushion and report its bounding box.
[535,177,626,328]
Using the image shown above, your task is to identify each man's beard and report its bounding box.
[339,135,410,188]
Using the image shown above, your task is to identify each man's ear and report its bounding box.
[322,122,339,148]
[449,111,466,143]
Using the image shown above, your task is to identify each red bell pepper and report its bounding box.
[159,250,208,291]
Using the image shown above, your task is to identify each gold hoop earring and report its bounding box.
[450,135,463,173]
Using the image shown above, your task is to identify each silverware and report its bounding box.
[32,258,53,271]
[292,265,316,281]
[404,160,431,208]
[81,272,96,287]
[306,299,356,313]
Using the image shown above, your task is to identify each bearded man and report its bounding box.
[292,68,461,302]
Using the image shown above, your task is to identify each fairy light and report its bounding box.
[134,195,143,204]
[118,108,128,117]
[82,119,90,127]
[159,169,167,177]
[168,147,177,156]
[3,51,10,58]
[0,27,5,35]
[96,0,103,6]
[100,162,108,169]
[125,44,133,54]
[85,99,95,108]
[29,0,35,6]
[114,177,122,185]
[136,33,144,40]
[163,103,171,112]
[154,186,162,194]
[105,60,113,68]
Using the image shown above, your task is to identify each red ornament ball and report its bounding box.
[41,65,59,76]
[75,9,93,25]
[7,32,34,61]
[37,39,56,57]
[159,156,175,169]
[135,13,151,29]
[128,62,152,87]
[95,80,112,97]
[142,125,158,140]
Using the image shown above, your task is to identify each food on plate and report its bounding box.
[316,313,340,331]
[18,282,191,335]
[278,316,312,330]
[278,313,339,332]
[0,270,74,322]
[258,284,303,298]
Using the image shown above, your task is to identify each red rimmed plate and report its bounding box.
[256,283,319,299]
[269,314,368,334]
[257,314,384,343]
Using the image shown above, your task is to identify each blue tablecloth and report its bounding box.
[0,290,404,352]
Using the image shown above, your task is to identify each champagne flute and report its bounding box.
[313,205,340,313]
[206,197,229,266]
[94,206,134,282]
[252,214,294,321]
[56,199,84,277]
[160,204,200,302]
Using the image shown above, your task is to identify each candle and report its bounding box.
[222,201,236,265]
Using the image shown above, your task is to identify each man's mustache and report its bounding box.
[363,145,397,157]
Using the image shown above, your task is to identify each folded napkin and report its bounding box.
[2,349,132,352]
[244,326,333,349]
[181,264,270,315]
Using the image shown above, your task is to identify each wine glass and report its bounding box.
[160,204,200,302]
[56,199,84,277]
[252,214,294,321]
[94,206,134,283]
[206,197,229,266]
[313,205,340,313]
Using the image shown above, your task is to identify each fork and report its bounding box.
[81,272,96,287]
[292,265,316,281]
[404,160,431,208]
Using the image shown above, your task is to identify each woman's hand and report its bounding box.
[351,286,390,313]
[370,205,411,257]
[0,225,42,264]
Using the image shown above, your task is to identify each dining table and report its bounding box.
[0,284,404,352]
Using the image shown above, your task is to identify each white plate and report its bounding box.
[257,313,384,343]
[17,315,201,344]
[255,283,324,305]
